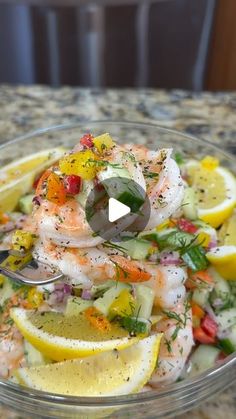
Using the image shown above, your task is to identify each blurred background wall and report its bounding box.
[0,0,235,90]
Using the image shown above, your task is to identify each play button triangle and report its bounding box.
[108,197,131,223]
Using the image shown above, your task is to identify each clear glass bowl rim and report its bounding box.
[0,120,235,408]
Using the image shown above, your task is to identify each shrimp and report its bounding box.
[0,327,25,378]
[149,302,194,386]
[34,199,103,248]
[33,241,153,288]
[35,240,187,308]
[34,240,114,288]
[124,145,184,229]
[144,265,187,309]
[33,143,145,248]
[102,244,187,309]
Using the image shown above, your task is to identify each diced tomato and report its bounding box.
[64,175,82,195]
[177,218,198,234]
[201,314,218,338]
[80,133,94,148]
[193,326,216,344]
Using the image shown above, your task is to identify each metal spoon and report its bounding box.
[0,250,64,286]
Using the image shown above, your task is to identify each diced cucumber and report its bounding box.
[117,239,151,260]
[188,344,220,377]
[215,308,236,332]
[93,282,130,316]
[0,278,15,305]
[75,180,94,208]
[219,324,236,354]
[209,268,232,310]
[98,164,142,211]
[91,280,117,298]
[98,165,131,181]
[181,245,209,272]
[209,268,230,295]
[65,296,93,317]
[19,194,34,215]
[192,288,210,308]
[134,285,154,319]
[102,174,145,213]
[24,340,51,366]
[142,228,194,251]
[182,187,198,220]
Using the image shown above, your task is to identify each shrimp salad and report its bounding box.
[0,132,236,396]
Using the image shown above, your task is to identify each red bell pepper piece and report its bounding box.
[201,314,218,338]
[177,218,198,234]
[64,175,82,195]
[80,133,94,148]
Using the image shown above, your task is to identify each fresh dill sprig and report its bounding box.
[102,241,127,254]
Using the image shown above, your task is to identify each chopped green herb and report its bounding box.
[119,316,148,335]
[174,152,185,165]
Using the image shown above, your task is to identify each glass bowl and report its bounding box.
[0,121,235,419]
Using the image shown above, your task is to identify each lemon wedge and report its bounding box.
[218,212,236,245]
[185,160,236,228]
[0,148,65,212]
[14,334,162,396]
[10,309,139,361]
[206,245,236,280]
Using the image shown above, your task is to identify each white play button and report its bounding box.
[108,197,131,223]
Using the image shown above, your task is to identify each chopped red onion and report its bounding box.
[208,240,218,250]
[50,282,72,304]
[160,251,180,266]
[81,289,92,300]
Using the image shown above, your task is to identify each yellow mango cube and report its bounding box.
[109,289,135,318]
[93,133,115,154]
[59,150,98,180]
[12,230,35,252]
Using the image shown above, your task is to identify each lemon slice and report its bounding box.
[0,148,65,212]
[206,245,236,280]
[218,212,236,245]
[185,160,236,228]
[14,334,162,396]
[10,308,139,361]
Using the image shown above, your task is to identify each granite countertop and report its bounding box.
[0,85,236,419]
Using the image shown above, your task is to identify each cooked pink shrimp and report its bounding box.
[0,327,25,378]
[33,144,145,248]
[124,145,184,229]
[34,199,103,248]
[149,302,194,386]
[35,242,187,306]
[144,265,187,309]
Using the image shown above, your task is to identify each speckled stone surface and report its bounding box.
[0,85,235,419]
